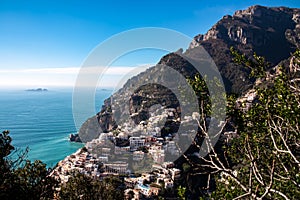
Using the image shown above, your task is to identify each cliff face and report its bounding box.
[194,7,295,41]
[79,5,300,139]
[191,5,300,57]
[188,5,300,93]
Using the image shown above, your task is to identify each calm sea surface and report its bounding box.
[0,88,112,168]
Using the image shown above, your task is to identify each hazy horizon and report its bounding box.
[1,0,300,88]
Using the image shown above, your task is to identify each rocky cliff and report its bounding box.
[189,5,300,93]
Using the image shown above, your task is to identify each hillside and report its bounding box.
[78,5,300,141]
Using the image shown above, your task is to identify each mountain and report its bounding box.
[181,5,300,93]
[77,5,300,148]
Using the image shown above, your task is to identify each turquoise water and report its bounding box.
[0,88,112,168]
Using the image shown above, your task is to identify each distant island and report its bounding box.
[26,88,48,92]
[98,88,111,91]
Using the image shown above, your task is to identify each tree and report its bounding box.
[175,68,227,198]
[0,130,15,171]
[0,130,58,200]
[60,172,124,200]
[177,185,187,200]
[59,172,100,200]
[13,160,58,200]
[188,49,300,199]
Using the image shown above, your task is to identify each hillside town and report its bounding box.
[51,108,198,198]
[50,147,181,199]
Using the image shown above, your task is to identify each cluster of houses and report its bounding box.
[86,134,176,166]
[83,127,181,172]
[50,148,102,182]
[50,147,181,199]
[124,162,181,198]
[85,108,198,167]
[51,109,200,198]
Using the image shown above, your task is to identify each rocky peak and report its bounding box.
[186,5,300,93]
[233,5,293,20]
[190,5,300,50]
[233,5,264,18]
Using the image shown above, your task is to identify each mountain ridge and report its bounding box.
[188,5,300,93]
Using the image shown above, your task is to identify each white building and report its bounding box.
[115,146,130,154]
[133,151,144,161]
[104,162,128,174]
[98,156,108,162]
[149,145,165,163]
[136,184,151,197]
[129,137,145,151]
[169,168,181,180]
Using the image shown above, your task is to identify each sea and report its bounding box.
[0,88,113,168]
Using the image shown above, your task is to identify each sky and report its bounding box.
[0,0,300,89]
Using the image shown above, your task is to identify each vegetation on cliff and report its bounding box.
[179,49,300,199]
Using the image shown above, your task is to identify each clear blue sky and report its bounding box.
[0,0,299,88]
